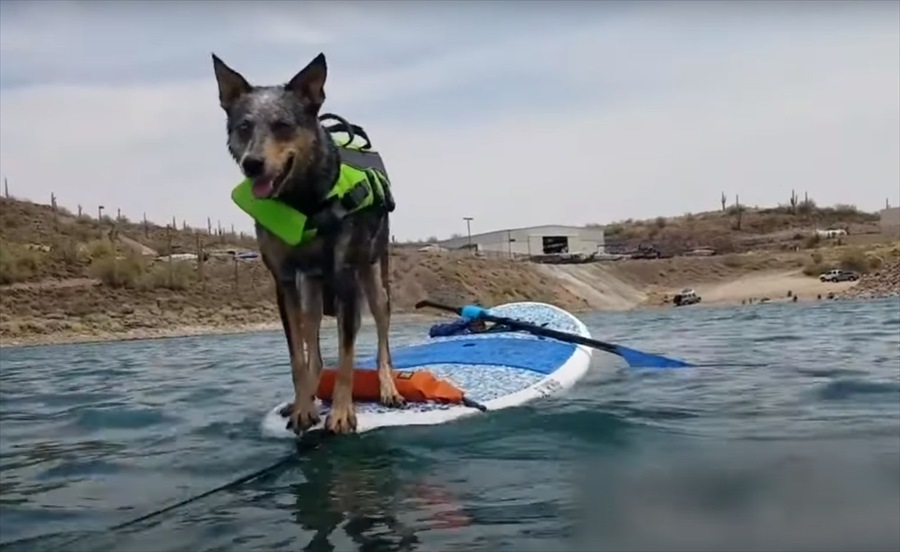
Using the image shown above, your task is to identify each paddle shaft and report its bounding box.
[417,300,619,355]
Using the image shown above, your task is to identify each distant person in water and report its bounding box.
[428,317,510,338]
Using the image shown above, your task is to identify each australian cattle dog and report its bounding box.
[211,52,405,434]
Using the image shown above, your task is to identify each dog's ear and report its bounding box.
[285,53,327,113]
[212,53,251,112]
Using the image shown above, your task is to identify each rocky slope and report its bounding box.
[839,259,900,300]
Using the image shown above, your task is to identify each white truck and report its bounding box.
[673,288,702,306]
[819,269,860,283]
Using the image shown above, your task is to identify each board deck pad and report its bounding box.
[262,301,593,438]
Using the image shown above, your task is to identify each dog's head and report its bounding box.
[212,53,329,199]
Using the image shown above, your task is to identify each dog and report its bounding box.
[211,52,406,434]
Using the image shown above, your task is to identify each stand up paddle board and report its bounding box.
[261,301,592,439]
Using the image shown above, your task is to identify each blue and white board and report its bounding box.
[261,301,592,438]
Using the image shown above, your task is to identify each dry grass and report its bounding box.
[801,245,889,276]
[593,202,881,255]
[0,243,44,284]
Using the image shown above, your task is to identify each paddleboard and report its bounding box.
[261,301,592,439]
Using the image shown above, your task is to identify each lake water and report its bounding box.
[1,298,898,552]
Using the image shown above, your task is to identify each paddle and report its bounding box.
[415,300,693,369]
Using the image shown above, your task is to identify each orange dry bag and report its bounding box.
[316,369,466,404]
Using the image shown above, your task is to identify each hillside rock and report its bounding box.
[839,259,900,300]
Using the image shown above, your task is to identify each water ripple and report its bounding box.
[1,297,898,552]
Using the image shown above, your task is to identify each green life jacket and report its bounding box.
[231,113,395,246]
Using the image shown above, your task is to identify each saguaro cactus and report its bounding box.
[733,194,744,230]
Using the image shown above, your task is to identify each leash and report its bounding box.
[47,429,331,550]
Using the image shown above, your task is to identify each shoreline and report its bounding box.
[0,312,443,350]
[3,293,895,350]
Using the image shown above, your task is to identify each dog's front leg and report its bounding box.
[298,273,324,392]
[360,260,404,408]
[281,277,319,434]
[326,267,359,434]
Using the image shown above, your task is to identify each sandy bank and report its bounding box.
[0,313,440,349]
[696,270,859,305]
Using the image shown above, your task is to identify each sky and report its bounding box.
[1,1,898,241]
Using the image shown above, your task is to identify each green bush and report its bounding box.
[802,261,826,277]
[804,234,822,249]
[604,223,624,237]
[141,260,195,290]
[838,248,870,274]
[89,253,146,288]
[47,238,82,265]
[85,239,116,260]
[0,243,44,284]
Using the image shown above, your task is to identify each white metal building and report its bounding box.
[438,225,605,257]
[880,207,900,236]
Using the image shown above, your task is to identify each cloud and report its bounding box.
[1,1,897,240]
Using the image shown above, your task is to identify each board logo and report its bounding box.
[395,371,414,380]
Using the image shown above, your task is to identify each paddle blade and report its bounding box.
[613,345,692,368]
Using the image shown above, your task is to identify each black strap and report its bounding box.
[307,182,371,234]
[340,181,370,211]
[308,201,348,234]
[319,112,372,150]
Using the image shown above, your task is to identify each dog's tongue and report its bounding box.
[251,177,275,199]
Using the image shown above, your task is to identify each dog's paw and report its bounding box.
[325,403,358,434]
[280,401,320,434]
[379,390,407,409]
[378,368,406,408]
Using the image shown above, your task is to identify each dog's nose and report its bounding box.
[241,157,265,178]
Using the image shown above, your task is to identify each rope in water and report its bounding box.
[51,429,330,549]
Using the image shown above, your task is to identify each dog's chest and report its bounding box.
[256,226,329,280]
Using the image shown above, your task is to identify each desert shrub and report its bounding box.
[84,239,116,260]
[654,216,667,229]
[68,220,104,243]
[141,260,195,290]
[804,234,821,249]
[708,235,737,254]
[722,254,745,268]
[47,238,82,265]
[838,248,870,274]
[797,198,818,216]
[89,253,146,288]
[831,203,860,216]
[0,243,44,284]
[802,251,827,276]
[802,260,826,276]
[749,213,788,234]
[604,223,624,237]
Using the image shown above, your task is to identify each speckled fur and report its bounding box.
[211,52,403,435]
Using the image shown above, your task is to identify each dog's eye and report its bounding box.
[236,120,254,137]
[270,121,293,139]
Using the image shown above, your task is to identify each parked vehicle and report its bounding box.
[673,288,702,306]
[819,269,859,282]
[631,243,661,259]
